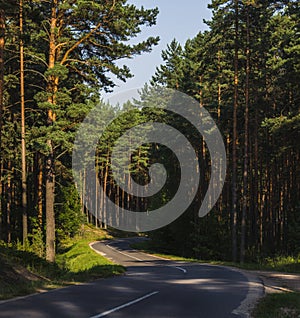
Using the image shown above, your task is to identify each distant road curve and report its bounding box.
[0,237,263,318]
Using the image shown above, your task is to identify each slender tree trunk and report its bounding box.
[37,154,43,228]
[116,181,120,227]
[6,161,11,243]
[95,166,99,228]
[0,8,5,236]
[240,4,250,264]
[231,0,239,262]
[253,106,259,251]
[98,167,104,227]
[45,139,55,262]
[217,50,222,122]
[102,156,109,230]
[20,0,28,244]
[45,0,58,262]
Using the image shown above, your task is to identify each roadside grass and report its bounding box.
[252,292,300,318]
[56,226,125,282]
[0,242,64,300]
[0,225,125,300]
[131,240,300,273]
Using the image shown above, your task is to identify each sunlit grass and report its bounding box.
[56,227,125,281]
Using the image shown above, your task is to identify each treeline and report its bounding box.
[0,0,159,261]
[148,0,300,263]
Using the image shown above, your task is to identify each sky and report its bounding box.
[103,0,212,102]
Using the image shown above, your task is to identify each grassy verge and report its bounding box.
[131,240,300,273]
[252,292,300,318]
[0,225,124,300]
[56,226,125,282]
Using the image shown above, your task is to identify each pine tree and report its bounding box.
[151,39,184,89]
[27,0,159,261]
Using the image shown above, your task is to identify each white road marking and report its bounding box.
[172,266,187,274]
[106,244,143,261]
[89,291,159,318]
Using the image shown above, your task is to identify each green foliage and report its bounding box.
[151,39,184,88]
[0,0,161,258]
[263,114,300,150]
[261,255,300,273]
[27,218,45,258]
[56,183,83,242]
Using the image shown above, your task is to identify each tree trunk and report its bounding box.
[102,156,109,230]
[240,4,250,264]
[6,161,12,244]
[45,139,55,262]
[37,154,43,228]
[20,0,28,244]
[231,0,239,262]
[0,8,5,236]
[45,0,58,262]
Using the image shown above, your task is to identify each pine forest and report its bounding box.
[0,0,299,268]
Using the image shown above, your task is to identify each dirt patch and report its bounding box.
[12,264,42,282]
[253,271,300,294]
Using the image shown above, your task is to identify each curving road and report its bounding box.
[0,238,263,317]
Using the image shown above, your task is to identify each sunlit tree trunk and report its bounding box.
[37,154,43,228]
[45,0,58,262]
[20,0,28,244]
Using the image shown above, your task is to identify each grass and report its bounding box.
[131,240,300,273]
[252,292,300,318]
[56,226,125,281]
[0,225,125,300]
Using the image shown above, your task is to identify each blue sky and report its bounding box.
[103,0,212,100]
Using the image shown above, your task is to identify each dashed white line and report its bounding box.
[172,266,187,274]
[89,291,159,318]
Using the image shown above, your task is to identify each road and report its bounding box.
[0,238,263,318]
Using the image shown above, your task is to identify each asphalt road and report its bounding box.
[0,238,263,318]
